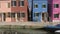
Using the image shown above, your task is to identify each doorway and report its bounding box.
[42,13,45,22]
[42,13,47,22]
[3,13,6,22]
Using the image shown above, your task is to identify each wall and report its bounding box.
[11,0,28,22]
[33,0,47,22]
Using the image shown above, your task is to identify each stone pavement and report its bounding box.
[0,22,59,28]
[0,22,49,28]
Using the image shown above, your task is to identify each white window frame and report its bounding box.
[19,0,24,7]
[42,3,46,9]
[11,0,16,7]
[34,3,38,9]
[54,4,59,8]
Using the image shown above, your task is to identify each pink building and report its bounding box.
[48,0,60,22]
[0,0,11,22]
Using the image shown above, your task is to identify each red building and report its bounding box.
[11,0,28,22]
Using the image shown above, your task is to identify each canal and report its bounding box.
[0,25,59,34]
[16,29,53,34]
[0,28,56,34]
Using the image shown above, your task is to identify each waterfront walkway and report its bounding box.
[0,22,59,28]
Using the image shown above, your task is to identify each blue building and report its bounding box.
[28,0,48,22]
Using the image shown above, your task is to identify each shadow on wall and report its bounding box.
[27,6,33,21]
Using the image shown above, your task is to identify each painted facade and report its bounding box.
[48,0,60,22]
[11,0,28,22]
[0,0,11,22]
[32,0,48,22]
[0,0,28,22]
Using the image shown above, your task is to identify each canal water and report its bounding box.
[0,28,59,34]
[16,29,56,34]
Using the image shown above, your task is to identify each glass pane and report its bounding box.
[17,13,20,18]
[20,1,24,6]
[34,4,38,8]
[42,4,46,8]
[11,1,16,6]
[7,13,11,17]
[8,3,10,8]
[54,4,59,8]
[34,13,39,17]
[11,13,15,18]
[54,14,59,18]
[20,13,25,17]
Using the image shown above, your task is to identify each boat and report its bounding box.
[43,24,60,32]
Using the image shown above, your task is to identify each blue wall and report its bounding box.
[33,0,48,22]
[28,0,48,22]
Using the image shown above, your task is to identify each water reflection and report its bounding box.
[0,29,60,34]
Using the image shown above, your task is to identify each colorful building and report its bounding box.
[11,0,28,22]
[0,0,28,22]
[0,0,11,22]
[48,0,60,22]
[28,0,48,22]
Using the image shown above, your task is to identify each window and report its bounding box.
[54,14,59,18]
[11,13,15,18]
[17,13,20,18]
[8,3,10,8]
[11,0,16,6]
[54,4,59,8]
[7,13,11,17]
[20,13,25,17]
[18,0,24,6]
[34,4,38,8]
[42,4,46,8]
[34,13,40,17]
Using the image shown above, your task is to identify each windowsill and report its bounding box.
[12,6,16,7]
[20,17,25,18]
[34,16,39,18]
[9,7,11,8]
[55,8,58,9]
[55,18,58,19]
[35,8,38,9]
[43,8,46,9]
[20,6,24,7]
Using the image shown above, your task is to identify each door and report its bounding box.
[3,13,6,22]
[42,13,47,22]
[42,13,45,22]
